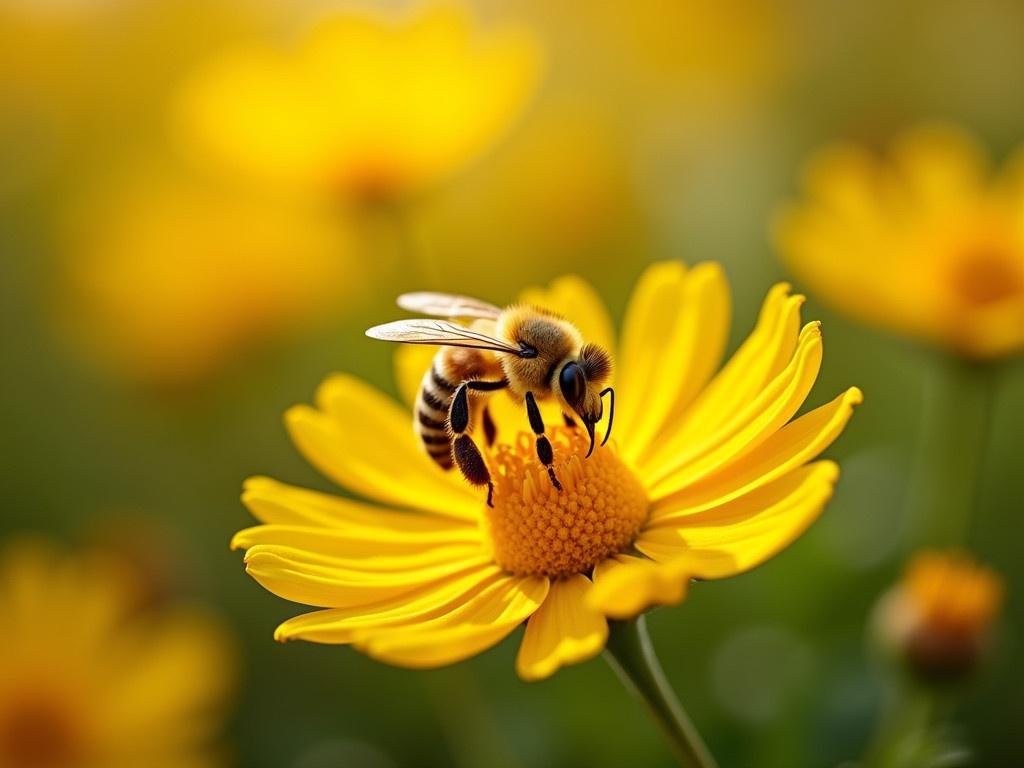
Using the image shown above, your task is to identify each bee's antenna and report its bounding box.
[599,387,614,446]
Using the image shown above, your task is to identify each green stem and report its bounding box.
[603,615,718,768]
[907,355,996,547]
[863,679,941,768]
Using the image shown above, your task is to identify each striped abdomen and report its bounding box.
[415,347,502,469]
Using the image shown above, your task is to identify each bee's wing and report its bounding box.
[397,292,502,320]
[366,319,527,356]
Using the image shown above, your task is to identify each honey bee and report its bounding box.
[366,292,614,506]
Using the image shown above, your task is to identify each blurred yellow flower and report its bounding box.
[875,550,1004,680]
[777,125,1024,359]
[60,170,360,388]
[175,1,542,203]
[0,538,233,767]
[232,262,861,681]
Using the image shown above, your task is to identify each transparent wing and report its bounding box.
[366,319,526,356]
[397,292,502,320]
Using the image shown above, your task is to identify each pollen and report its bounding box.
[483,427,648,578]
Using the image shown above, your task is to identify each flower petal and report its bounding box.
[273,563,506,643]
[394,344,439,409]
[587,555,691,619]
[650,387,862,506]
[639,283,803,478]
[243,549,493,608]
[636,461,840,579]
[235,534,481,572]
[615,262,730,465]
[240,476,477,530]
[353,575,550,668]
[515,574,608,681]
[519,274,617,356]
[286,374,481,519]
[642,321,823,493]
[620,263,731,466]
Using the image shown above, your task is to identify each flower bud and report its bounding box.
[873,550,1003,682]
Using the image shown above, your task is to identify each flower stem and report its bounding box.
[603,615,718,768]
[907,354,996,547]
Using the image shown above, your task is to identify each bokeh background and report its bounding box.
[2,0,1022,766]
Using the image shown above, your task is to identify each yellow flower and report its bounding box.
[174,1,541,203]
[874,550,1004,681]
[60,169,360,388]
[0,538,233,767]
[232,262,862,681]
[777,125,1024,359]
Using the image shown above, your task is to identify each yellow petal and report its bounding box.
[615,261,686,442]
[244,550,493,608]
[637,461,840,579]
[619,263,731,467]
[274,563,506,643]
[237,537,481,573]
[519,274,617,356]
[639,283,802,477]
[394,344,440,408]
[643,321,823,493]
[232,523,478,557]
[354,575,549,668]
[286,374,481,519]
[515,574,608,681]
[241,476,477,530]
[650,386,862,507]
[587,555,691,619]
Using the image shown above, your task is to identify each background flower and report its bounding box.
[174,1,542,204]
[776,125,1024,359]
[0,537,234,768]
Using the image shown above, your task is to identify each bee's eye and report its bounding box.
[559,362,586,406]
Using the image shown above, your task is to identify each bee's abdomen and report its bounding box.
[415,357,457,469]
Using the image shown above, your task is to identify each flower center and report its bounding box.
[0,690,87,768]
[483,427,648,577]
[948,247,1024,306]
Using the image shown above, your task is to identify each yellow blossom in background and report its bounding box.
[874,550,1004,680]
[174,1,542,203]
[777,125,1024,359]
[0,538,233,768]
[60,169,360,388]
[232,262,861,681]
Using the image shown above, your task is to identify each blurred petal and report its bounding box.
[637,462,840,579]
[286,374,480,519]
[515,574,607,681]
[354,575,549,668]
[588,555,691,619]
[394,344,440,408]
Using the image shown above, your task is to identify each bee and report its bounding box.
[366,292,614,506]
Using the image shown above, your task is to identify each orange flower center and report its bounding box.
[0,690,87,768]
[483,427,648,578]
[948,247,1024,306]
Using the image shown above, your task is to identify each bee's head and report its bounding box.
[554,344,614,457]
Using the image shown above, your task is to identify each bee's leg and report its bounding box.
[482,407,497,447]
[525,392,562,491]
[449,379,507,507]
